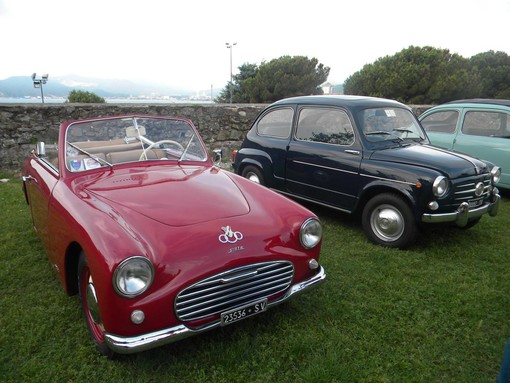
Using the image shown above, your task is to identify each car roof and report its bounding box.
[270,95,409,111]
[446,98,510,107]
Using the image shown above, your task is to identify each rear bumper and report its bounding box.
[104,265,326,354]
[421,192,500,226]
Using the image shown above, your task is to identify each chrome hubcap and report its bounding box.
[370,205,404,241]
[247,172,260,183]
[86,278,101,324]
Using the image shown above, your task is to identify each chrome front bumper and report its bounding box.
[421,192,500,226]
[104,265,326,354]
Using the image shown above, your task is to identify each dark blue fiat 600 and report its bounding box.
[233,95,501,249]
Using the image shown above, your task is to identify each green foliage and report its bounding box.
[66,90,106,103]
[1,177,510,382]
[470,50,510,98]
[216,56,330,103]
[344,46,483,104]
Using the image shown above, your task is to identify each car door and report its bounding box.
[285,106,362,212]
[23,146,59,249]
[453,108,510,188]
[420,109,460,150]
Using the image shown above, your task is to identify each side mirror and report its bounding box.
[36,142,46,157]
[212,148,222,165]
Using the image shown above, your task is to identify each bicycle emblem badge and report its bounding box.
[218,225,243,244]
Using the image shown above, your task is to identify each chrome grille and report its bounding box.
[452,175,491,205]
[175,261,294,322]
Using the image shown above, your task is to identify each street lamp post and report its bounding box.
[31,73,49,103]
[225,42,237,103]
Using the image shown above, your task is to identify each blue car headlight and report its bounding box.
[432,176,449,198]
[113,256,154,298]
[300,218,322,249]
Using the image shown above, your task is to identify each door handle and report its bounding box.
[22,175,37,183]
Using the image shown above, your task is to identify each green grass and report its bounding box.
[1,176,509,382]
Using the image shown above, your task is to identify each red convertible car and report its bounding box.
[21,115,325,356]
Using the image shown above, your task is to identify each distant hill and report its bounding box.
[0,75,198,99]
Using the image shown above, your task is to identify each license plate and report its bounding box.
[221,299,268,326]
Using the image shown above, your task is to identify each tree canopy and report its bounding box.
[66,90,106,103]
[344,46,510,104]
[216,56,330,103]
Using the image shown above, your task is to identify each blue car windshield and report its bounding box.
[360,107,426,143]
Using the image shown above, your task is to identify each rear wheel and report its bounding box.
[78,252,114,358]
[362,193,417,249]
[241,165,264,185]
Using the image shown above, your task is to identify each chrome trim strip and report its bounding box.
[291,160,416,186]
[276,190,352,214]
[361,173,416,186]
[103,265,326,354]
[292,160,358,175]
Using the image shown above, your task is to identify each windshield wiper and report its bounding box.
[365,131,392,136]
[67,141,113,168]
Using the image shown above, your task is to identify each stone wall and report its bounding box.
[0,103,431,172]
[0,103,265,172]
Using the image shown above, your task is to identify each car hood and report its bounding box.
[369,144,489,178]
[82,166,250,226]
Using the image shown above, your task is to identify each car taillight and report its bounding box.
[232,149,238,162]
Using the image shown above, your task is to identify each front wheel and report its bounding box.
[241,165,264,185]
[362,193,417,249]
[78,252,114,357]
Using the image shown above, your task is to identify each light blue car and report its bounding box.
[419,99,510,190]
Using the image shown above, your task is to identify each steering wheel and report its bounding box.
[139,140,184,160]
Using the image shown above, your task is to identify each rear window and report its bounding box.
[256,108,293,138]
[463,110,510,137]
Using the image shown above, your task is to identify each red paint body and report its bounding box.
[21,115,324,354]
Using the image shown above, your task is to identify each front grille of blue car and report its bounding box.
[175,261,294,322]
[452,174,492,205]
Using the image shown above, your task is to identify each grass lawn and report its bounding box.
[1,175,509,382]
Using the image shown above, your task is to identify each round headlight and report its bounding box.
[300,218,323,249]
[432,176,449,198]
[491,166,501,184]
[113,256,154,298]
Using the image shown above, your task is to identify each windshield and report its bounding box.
[65,116,207,172]
[360,107,426,144]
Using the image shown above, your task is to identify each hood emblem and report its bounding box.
[219,226,243,244]
[475,182,484,197]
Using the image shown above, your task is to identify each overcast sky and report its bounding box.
[1,0,509,92]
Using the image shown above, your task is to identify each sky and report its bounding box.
[1,0,510,92]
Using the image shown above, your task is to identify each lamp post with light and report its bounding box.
[225,42,237,103]
[31,73,49,103]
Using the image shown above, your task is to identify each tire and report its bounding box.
[362,193,417,249]
[241,165,264,185]
[78,252,115,358]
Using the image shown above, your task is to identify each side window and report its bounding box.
[36,143,59,173]
[463,111,509,137]
[421,110,458,133]
[296,108,354,145]
[45,144,59,170]
[256,108,293,138]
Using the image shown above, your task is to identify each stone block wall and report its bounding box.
[0,103,265,172]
